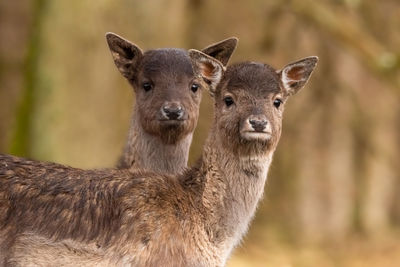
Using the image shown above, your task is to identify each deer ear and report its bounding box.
[188,49,225,97]
[201,37,238,66]
[106,32,143,80]
[277,56,318,96]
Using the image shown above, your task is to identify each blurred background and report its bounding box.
[0,0,399,266]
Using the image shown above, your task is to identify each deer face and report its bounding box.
[106,33,237,144]
[134,49,202,144]
[189,50,318,156]
[215,63,284,154]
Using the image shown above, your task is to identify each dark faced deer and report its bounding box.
[106,33,237,174]
[0,51,317,266]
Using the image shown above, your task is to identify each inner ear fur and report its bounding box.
[277,56,318,95]
[106,32,143,80]
[188,49,225,97]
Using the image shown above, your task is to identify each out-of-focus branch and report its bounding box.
[291,0,400,91]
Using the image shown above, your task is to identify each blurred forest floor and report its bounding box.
[229,234,400,267]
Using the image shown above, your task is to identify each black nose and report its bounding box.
[249,119,267,132]
[162,103,184,120]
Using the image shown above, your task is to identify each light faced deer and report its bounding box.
[106,33,237,174]
[0,51,317,266]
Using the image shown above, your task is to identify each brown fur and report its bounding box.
[106,33,238,174]
[0,52,317,266]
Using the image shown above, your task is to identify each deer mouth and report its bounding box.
[158,119,186,126]
[240,131,271,141]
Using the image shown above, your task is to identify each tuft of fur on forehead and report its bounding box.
[218,62,281,96]
[141,49,194,78]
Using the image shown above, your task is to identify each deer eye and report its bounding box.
[273,99,282,108]
[142,82,153,92]
[191,83,199,93]
[224,96,234,107]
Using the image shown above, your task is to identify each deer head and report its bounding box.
[189,50,318,156]
[106,33,237,144]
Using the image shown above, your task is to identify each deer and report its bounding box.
[0,50,318,267]
[106,33,238,174]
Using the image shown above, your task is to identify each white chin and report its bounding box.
[241,132,271,141]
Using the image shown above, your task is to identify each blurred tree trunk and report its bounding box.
[0,0,36,154]
[360,91,398,236]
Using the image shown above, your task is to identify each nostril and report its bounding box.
[163,106,171,114]
[162,106,184,120]
[249,119,267,126]
[249,119,267,131]
[175,106,183,113]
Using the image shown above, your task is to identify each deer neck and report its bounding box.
[199,129,274,257]
[118,112,192,175]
